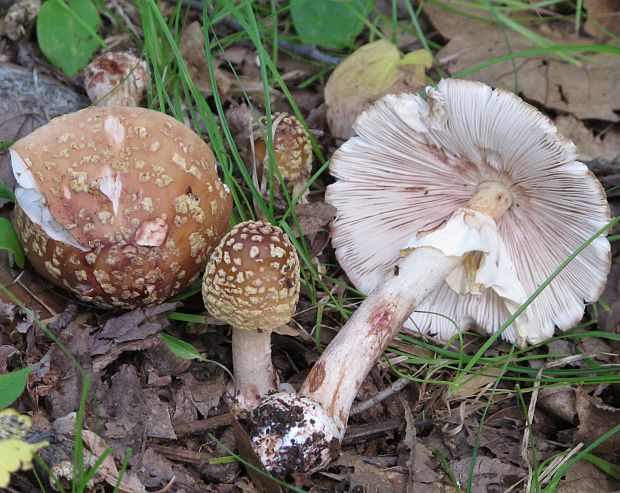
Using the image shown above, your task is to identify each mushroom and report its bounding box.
[248,79,611,473]
[252,112,313,201]
[84,51,148,107]
[11,106,232,308]
[202,220,300,411]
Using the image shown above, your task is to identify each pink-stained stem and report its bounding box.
[300,246,461,434]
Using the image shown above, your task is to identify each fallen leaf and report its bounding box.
[334,452,408,493]
[433,14,620,121]
[0,345,17,373]
[584,0,620,38]
[538,386,577,425]
[180,21,232,97]
[555,115,620,161]
[557,460,620,492]
[574,388,620,454]
[292,201,337,237]
[450,455,523,490]
[325,39,432,140]
[449,367,501,400]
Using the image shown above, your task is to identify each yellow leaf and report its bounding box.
[325,40,433,140]
[0,409,48,487]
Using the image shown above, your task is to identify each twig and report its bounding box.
[277,40,342,65]
[173,412,234,437]
[349,377,411,416]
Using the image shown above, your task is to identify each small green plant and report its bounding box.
[37,0,105,76]
[0,180,24,269]
[0,366,32,409]
[290,0,373,48]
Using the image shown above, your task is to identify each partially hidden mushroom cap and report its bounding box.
[202,220,300,331]
[253,112,312,186]
[326,78,611,343]
[11,106,232,308]
[84,51,148,107]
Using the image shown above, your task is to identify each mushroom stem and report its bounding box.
[249,182,514,473]
[300,246,460,433]
[300,181,513,431]
[232,328,277,411]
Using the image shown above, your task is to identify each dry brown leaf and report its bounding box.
[584,0,620,38]
[538,386,578,425]
[555,115,620,161]
[334,453,408,493]
[556,460,620,492]
[435,20,620,121]
[180,21,232,97]
[574,388,620,454]
[450,456,523,490]
[325,40,432,140]
[449,367,501,400]
[292,201,337,237]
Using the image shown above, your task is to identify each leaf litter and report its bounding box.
[0,0,620,491]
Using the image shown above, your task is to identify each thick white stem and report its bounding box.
[299,180,513,435]
[232,329,277,411]
[300,247,461,433]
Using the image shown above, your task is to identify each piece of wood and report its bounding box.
[173,412,234,437]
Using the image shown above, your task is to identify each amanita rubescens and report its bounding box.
[11,106,232,308]
[247,79,611,474]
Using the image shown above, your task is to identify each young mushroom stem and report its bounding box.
[232,328,277,411]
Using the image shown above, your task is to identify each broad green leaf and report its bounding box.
[0,182,14,202]
[0,367,32,409]
[290,0,373,49]
[0,219,24,269]
[36,0,104,76]
[160,333,205,361]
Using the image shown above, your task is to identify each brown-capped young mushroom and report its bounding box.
[248,79,611,474]
[202,220,300,411]
[11,106,232,308]
[252,112,313,201]
[84,51,148,107]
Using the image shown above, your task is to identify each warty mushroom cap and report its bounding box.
[11,106,232,308]
[253,112,313,186]
[202,220,300,332]
[326,78,610,343]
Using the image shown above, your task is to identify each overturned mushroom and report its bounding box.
[248,79,611,473]
[11,106,232,308]
[84,51,148,107]
[202,220,300,411]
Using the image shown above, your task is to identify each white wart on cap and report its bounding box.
[11,106,232,308]
[327,78,610,343]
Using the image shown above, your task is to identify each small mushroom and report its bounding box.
[202,220,300,411]
[248,79,611,473]
[84,51,148,107]
[252,112,313,201]
[11,106,232,308]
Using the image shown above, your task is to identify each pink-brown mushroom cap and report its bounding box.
[11,106,232,308]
